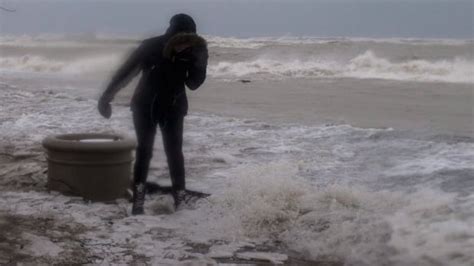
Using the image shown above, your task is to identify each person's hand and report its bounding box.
[98,95,112,119]
[173,46,193,64]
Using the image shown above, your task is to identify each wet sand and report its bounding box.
[187,78,473,137]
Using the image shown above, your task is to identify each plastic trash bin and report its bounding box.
[42,133,136,201]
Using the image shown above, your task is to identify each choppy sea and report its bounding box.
[0,34,473,265]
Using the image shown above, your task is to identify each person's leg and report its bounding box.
[132,110,157,215]
[160,115,185,192]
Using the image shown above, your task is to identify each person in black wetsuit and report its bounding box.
[97,14,208,215]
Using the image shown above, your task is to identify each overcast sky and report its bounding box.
[0,0,472,38]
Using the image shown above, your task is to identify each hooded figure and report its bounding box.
[98,14,208,215]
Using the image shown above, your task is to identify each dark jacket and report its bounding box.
[103,16,208,123]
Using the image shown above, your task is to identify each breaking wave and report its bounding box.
[1,50,472,84]
[346,51,473,83]
[0,54,119,74]
[209,51,474,83]
[199,161,474,266]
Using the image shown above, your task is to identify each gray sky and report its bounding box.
[0,0,472,38]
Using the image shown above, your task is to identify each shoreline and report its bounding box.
[1,79,473,265]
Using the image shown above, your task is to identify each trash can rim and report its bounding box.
[43,133,136,152]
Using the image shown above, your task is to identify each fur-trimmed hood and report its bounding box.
[163,33,207,59]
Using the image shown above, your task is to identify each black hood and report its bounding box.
[165,14,196,36]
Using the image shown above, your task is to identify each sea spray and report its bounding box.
[386,190,473,266]
[203,162,398,264]
[214,162,306,238]
[200,160,474,265]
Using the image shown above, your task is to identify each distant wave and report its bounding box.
[1,51,472,84]
[1,33,472,49]
[345,51,473,83]
[0,54,119,74]
[209,51,474,83]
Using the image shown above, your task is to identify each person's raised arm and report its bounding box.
[162,33,208,91]
[98,43,146,118]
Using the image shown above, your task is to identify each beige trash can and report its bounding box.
[42,133,136,201]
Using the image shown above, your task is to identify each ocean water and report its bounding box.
[0,35,473,265]
[1,34,473,83]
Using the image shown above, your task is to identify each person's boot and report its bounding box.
[172,189,187,209]
[132,182,146,215]
[172,189,211,210]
